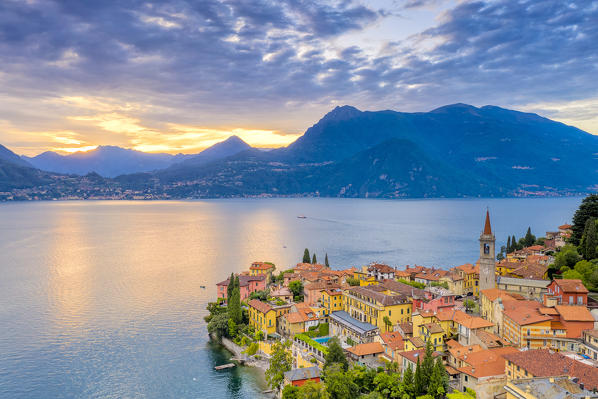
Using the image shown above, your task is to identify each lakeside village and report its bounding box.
[205,195,598,399]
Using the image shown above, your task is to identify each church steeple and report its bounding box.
[479,209,496,292]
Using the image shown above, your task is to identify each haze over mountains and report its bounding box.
[2,103,597,199]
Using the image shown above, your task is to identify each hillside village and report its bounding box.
[206,195,598,399]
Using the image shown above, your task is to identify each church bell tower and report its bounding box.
[479,210,496,292]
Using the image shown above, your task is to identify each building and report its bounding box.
[377,331,405,363]
[248,299,276,335]
[278,306,321,337]
[545,279,589,306]
[249,261,275,277]
[479,210,496,292]
[367,263,396,281]
[283,366,321,388]
[505,376,598,399]
[496,276,550,299]
[329,310,379,344]
[397,349,440,373]
[304,281,340,306]
[480,288,518,327]
[321,288,343,315]
[419,322,445,351]
[581,329,598,361]
[504,349,598,391]
[270,286,293,302]
[216,274,266,300]
[456,346,519,399]
[343,286,412,331]
[346,342,385,368]
[455,263,480,296]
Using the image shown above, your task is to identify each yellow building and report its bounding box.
[249,261,275,277]
[502,303,563,349]
[419,323,445,351]
[412,311,436,338]
[343,286,412,332]
[479,288,516,322]
[321,289,344,314]
[455,263,480,296]
[248,299,276,335]
[403,336,425,351]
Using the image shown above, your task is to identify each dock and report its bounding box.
[214,363,236,370]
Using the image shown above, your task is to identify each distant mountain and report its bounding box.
[0,144,32,168]
[22,136,253,178]
[169,135,252,168]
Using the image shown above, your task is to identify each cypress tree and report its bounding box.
[428,357,449,398]
[227,272,235,299]
[524,227,536,247]
[413,358,425,397]
[303,248,311,263]
[506,236,511,253]
[511,235,517,251]
[401,365,414,398]
[584,218,597,260]
[421,341,434,386]
[325,253,330,268]
[572,194,598,245]
[229,275,242,324]
[312,253,317,264]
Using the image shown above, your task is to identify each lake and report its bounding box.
[0,197,583,398]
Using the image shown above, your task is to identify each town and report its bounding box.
[205,195,598,399]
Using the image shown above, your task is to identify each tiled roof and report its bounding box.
[449,344,483,360]
[295,263,326,272]
[436,309,494,329]
[250,262,275,270]
[584,329,598,339]
[347,342,384,356]
[509,262,547,280]
[379,332,404,351]
[304,281,340,291]
[408,336,425,348]
[271,287,292,297]
[474,330,509,348]
[347,286,409,306]
[496,276,550,288]
[503,300,552,326]
[559,224,572,230]
[399,349,440,364]
[446,339,462,349]
[284,366,320,381]
[422,323,444,334]
[458,347,519,378]
[555,305,594,322]
[380,279,426,298]
[368,263,395,274]
[553,279,589,294]
[397,322,413,335]
[248,299,273,314]
[503,349,598,390]
[216,274,266,287]
[480,288,515,302]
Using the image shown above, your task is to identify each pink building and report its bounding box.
[216,274,266,301]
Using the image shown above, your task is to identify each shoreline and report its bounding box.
[211,334,269,375]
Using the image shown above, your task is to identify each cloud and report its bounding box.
[0,0,597,155]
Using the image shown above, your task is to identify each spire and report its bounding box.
[483,209,492,235]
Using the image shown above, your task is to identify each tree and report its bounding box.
[346,277,360,286]
[228,276,242,325]
[401,365,414,399]
[554,245,581,269]
[282,384,300,399]
[563,269,583,280]
[324,337,349,372]
[303,248,311,263]
[266,340,292,392]
[572,194,598,245]
[298,380,327,399]
[581,218,597,260]
[227,272,235,298]
[373,371,401,398]
[524,227,536,247]
[325,253,330,268]
[324,363,359,399]
[413,359,426,397]
[428,357,449,398]
[312,253,317,264]
[383,316,393,332]
[289,280,304,302]
[207,312,230,338]
[506,236,511,253]
[511,235,518,251]
[421,341,434,389]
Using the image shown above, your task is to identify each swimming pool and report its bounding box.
[313,337,331,344]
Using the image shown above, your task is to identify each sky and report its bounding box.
[1,0,597,156]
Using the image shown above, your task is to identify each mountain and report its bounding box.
[22,136,252,178]
[141,103,598,198]
[169,135,252,168]
[0,144,32,168]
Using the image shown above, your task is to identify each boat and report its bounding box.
[200,285,206,289]
[297,215,307,219]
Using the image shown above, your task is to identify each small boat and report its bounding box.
[297,215,307,219]
[200,285,206,289]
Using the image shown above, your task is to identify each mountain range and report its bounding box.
[2,103,597,199]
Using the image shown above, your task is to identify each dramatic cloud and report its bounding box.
[0,0,596,155]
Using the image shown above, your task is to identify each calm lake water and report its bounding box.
[0,197,583,398]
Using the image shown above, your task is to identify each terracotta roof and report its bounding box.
[480,288,515,302]
[503,349,598,390]
[271,287,292,297]
[553,279,589,294]
[407,336,425,348]
[397,322,413,335]
[347,342,384,356]
[483,210,492,235]
[379,331,404,351]
[455,263,479,275]
[446,339,462,349]
[509,262,547,280]
[436,309,494,329]
[449,344,483,360]
[285,311,307,324]
[474,330,509,348]
[458,347,519,378]
[555,305,594,322]
[399,349,441,364]
[324,288,343,296]
[248,299,273,314]
[503,300,552,326]
[539,307,559,315]
[216,274,266,287]
[559,224,572,230]
[294,263,326,272]
[304,281,340,291]
[250,262,275,270]
[368,263,395,274]
[422,323,444,334]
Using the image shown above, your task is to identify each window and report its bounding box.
[569,296,574,304]
[578,296,584,305]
